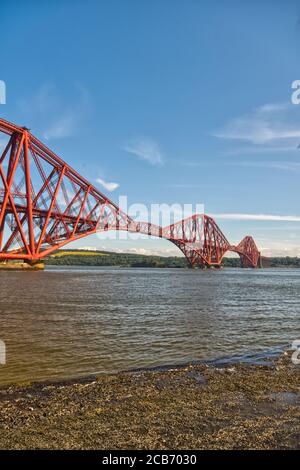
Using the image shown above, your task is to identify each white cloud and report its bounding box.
[214,102,300,145]
[108,246,182,257]
[258,240,300,257]
[96,177,119,192]
[124,138,164,165]
[211,213,300,222]
[76,246,99,251]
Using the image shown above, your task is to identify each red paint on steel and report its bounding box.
[0,118,260,268]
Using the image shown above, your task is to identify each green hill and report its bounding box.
[45,250,300,268]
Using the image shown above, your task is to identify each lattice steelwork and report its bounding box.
[0,118,260,268]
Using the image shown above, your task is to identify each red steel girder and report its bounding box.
[230,236,261,268]
[0,118,261,268]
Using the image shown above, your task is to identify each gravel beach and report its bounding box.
[0,352,299,450]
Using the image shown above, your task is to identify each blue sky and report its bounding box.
[1,0,300,256]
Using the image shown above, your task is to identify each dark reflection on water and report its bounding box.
[0,266,299,385]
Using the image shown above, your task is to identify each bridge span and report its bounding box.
[0,118,260,268]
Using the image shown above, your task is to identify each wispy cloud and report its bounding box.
[177,161,212,168]
[224,144,300,156]
[43,114,77,140]
[214,102,300,145]
[105,246,181,257]
[227,160,300,173]
[43,86,89,141]
[76,246,99,251]
[166,184,206,189]
[124,138,164,165]
[257,240,300,257]
[211,213,300,222]
[17,82,90,141]
[96,177,119,192]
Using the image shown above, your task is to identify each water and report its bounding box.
[0,267,299,385]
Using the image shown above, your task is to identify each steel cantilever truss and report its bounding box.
[0,118,134,260]
[163,214,231,267]
[162,214,260,268]
[0,118,261,268]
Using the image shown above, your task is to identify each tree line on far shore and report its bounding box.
[45,250,300,268]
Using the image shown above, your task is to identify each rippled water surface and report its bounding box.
[0,267,299,385]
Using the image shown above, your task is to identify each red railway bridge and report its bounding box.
[0,118,261,268]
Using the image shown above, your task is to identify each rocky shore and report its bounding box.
[0,352,299,450]
[0,262,44,270]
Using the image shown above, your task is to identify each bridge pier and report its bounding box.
[0,260,44,270]
[239,254,261,268]
[25,260,45,270]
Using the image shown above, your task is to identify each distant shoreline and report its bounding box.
[1,250,299,270]
[44,249,300,269]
